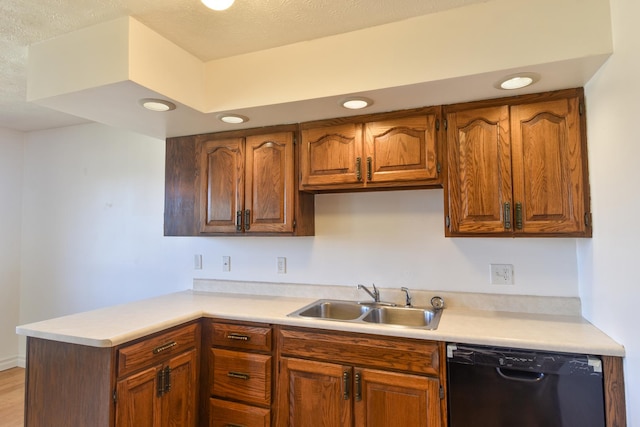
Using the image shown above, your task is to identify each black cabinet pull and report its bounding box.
[244,209,250,231]
[503,202,511,230]
[236,210,242,231]
[356,157,362,181]
[366,157,372,181]
[515,202,523,230]
[355,372,362,402]
[342,371,350,400]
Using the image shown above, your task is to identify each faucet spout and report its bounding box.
[400,287,413,307]
[357,284,380,302]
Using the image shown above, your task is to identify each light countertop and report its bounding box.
[16,286,625,357]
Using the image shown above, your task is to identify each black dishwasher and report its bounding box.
[447,343,606,427]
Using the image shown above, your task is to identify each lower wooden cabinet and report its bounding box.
[115,349,198,427]
[275,327,445,427]
[115,323,200,427]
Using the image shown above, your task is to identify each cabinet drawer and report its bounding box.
[117,322,199,377]
[211,349,272,406]
[212,322,272,352]
[210,398,270,427]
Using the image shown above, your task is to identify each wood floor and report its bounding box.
[0,367,24,427]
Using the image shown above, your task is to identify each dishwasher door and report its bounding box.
[447,344,606,427]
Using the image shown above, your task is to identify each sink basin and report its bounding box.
[292,300,372,320]
[362,306,441,329]
[287,299,442,330]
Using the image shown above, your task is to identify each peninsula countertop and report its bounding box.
[16,288,625,357]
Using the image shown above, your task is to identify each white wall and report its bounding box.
[0,128,23,369]
[581,0,639,423]
[18,122,581,327]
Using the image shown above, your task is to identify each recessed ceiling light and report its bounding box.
[139,98,176,112]
[218,114,249,124]
[495,73,540,90]
[341,97,374,110]
[201,0,235,11]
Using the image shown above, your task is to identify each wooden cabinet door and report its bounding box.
[198,138,244,234]
[116,365,162,427]
[245,132,295,233]
[278,357,353,427]
[445,105,512,235]
[353,368,441,427]
[300,123,363,189]
[364,114,439,185]
[511,96,590,235]
[163,349,198,427]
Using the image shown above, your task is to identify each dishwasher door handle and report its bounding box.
[496,367,545,383]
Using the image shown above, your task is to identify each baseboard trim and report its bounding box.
[0,355,21,371]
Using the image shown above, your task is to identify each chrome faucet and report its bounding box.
[357,284,380,302]
[400,287,412,307]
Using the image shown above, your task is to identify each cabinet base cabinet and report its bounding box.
[210,398,271,427]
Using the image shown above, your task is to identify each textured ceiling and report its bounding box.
[0,0,488,132]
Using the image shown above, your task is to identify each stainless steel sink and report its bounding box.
[293,300,373,320]
[362,306,440,328]
[287,299,442,330]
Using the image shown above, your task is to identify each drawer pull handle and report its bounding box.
[152,341,177,354]
[355,371,362,402]
[227,333,251,341]
[224,424,246,427]
[227,371,251,380]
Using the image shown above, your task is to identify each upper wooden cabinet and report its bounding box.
[300,108,442,192]
[164,125,314,236]
[444,88,592,237]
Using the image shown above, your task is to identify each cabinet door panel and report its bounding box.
[354,369,440,427]
[163,349,198,427]
[278,357,352,427]
[116,366,162,427]
[199,138,244,233]
[446,106,512,234]
[245,132,294,233]
[365,114,438,184]
[511,97,588,234]
[300,123,363,188]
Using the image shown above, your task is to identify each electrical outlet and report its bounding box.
[277,257,286,274]
[490,264,514,285]
[194,254,202,270]
[222,256,231,272]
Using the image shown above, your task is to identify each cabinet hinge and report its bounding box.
[444,118,448,130]
[579,102,584,116]
[435,119,440,131]
[585,212,591,227]
[113,390,117,403]
[445,216,451,229]
[436,162,442,174]
[293,219,297,229]
[439,385,445,400]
